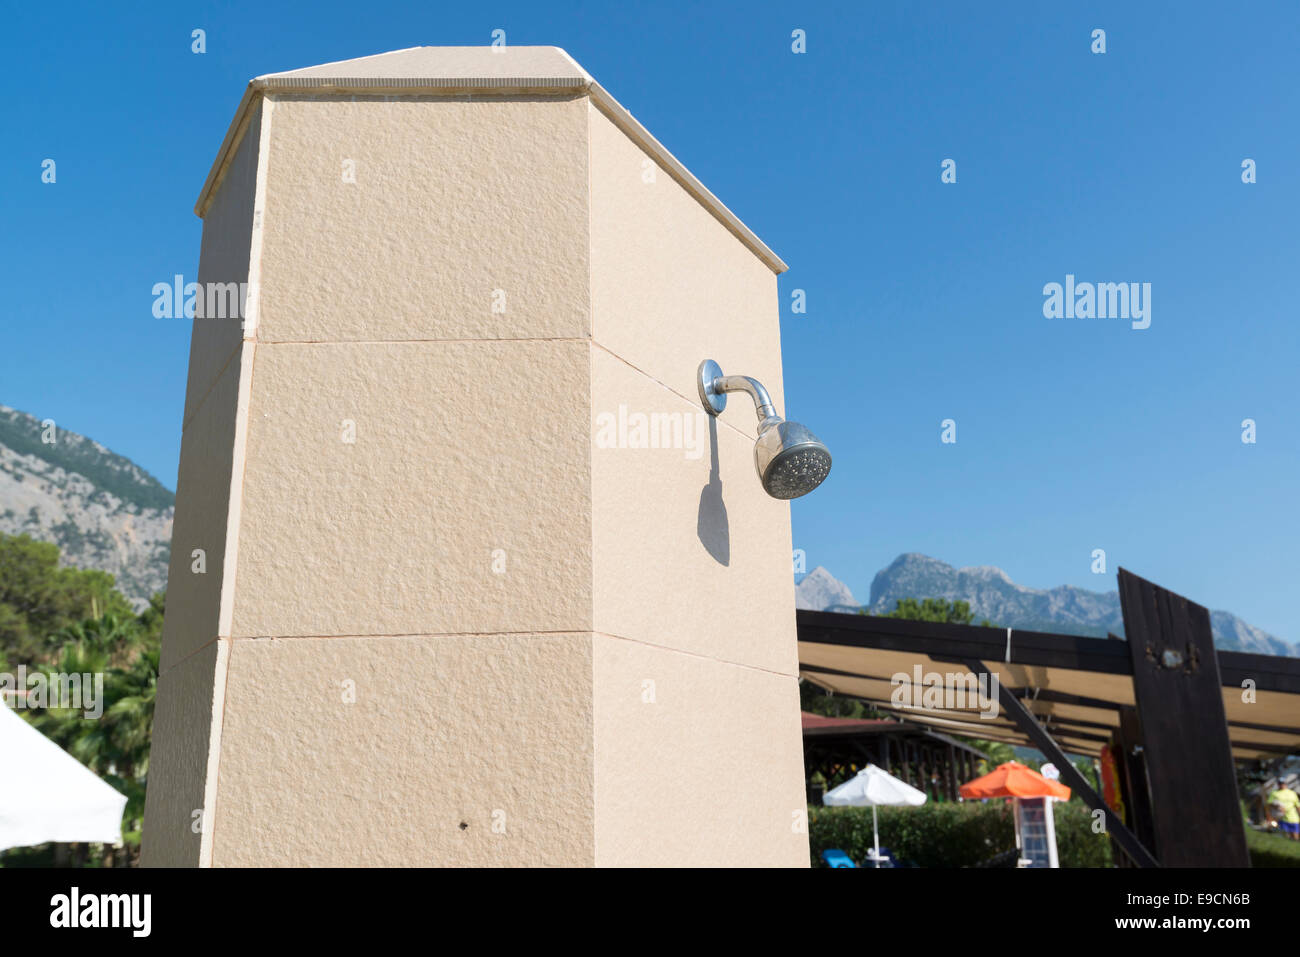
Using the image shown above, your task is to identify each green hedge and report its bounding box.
[809,800,1114,868]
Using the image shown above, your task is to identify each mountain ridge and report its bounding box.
[0,404,173,609]
[796,553,1297,658]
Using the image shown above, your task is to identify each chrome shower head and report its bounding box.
[753,419,833,499]
[696,359,831,500]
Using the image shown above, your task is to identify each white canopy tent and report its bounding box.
[823,763,927,867]
[0,702,127,851]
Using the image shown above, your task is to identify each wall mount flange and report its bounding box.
[697,359,727,415]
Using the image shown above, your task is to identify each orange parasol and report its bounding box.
[959,761,1071,801]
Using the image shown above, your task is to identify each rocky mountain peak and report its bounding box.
[0,404,173,608]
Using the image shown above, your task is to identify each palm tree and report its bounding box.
[102,644,158,862]
[25,611,156,865]
[967,739,1015,774]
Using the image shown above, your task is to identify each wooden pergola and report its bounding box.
[801,712,988,803]
[797,569,1300,867]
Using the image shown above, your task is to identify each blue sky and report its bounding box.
[3,1,1297,640]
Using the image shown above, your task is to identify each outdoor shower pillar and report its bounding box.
[143,47,809,866]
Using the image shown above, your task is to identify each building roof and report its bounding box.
[195,46,786,273]
[257,45,590,83]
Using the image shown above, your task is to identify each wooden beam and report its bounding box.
[798,610,1300,696]
[1116,707,1157,860]
[1217,649,1300,695]
[1009,687,1127,712]
[799,610,1133,673]
[945,742,957,801]
[1117,569,1250,867]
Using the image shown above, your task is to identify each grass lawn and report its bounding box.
[1247,826,1300,867]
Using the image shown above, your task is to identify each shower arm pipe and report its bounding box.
[711,375,782,431]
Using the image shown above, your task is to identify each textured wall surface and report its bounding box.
[590,346,797,675]
[230,339,592,639]
[184,103,261,424]
[257,96,590,343]
[140,641,227,866]
[588,103,784,406]
[211,633,595,867]
[587,104,806,864]
[592,634,809,866]
[157,351,251,673]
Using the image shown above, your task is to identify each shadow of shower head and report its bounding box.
[696,359,831,500]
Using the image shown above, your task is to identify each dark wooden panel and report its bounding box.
[1117,569,1250,867]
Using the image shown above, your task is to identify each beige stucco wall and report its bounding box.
[592,634,808,866]
[143,104,263,864]
[587,104,806,865]
[211,633,594,867]
[590,347,797,676]
[139,640,228,866]
[256,96,590,343]
[229,339,592,640]
[588,103,784,410]
[147,73,807,867]
[183,102,261,424]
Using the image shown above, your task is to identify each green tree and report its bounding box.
[0,534,165,868]
[1071,755,1101,794]
[958,738,1015,774]
[0,532,163,867]
[24,608,159,867]
[800,679,885,719]
[0,533,135,666]
[870,596,995,627]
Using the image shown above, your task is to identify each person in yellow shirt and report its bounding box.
[1267,781,1300,840]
